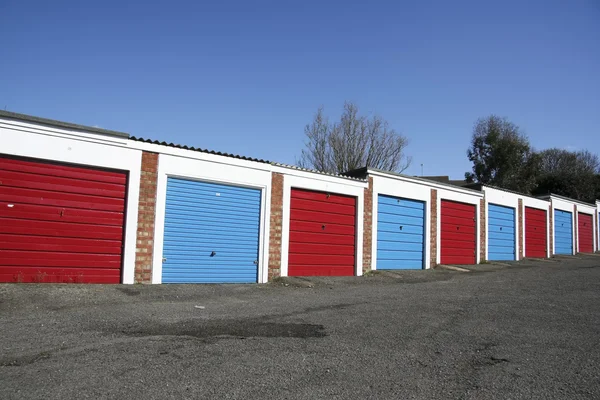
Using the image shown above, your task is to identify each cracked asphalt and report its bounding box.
[1,255,600,399]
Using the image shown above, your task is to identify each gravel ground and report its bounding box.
[1,255,600,399]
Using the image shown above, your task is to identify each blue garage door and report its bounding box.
[162,178,261,283]
[488,204,516,261]
[377,195,425,270]
[554,209,573,255]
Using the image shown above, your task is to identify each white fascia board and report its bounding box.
[367,170,483,197]
[272,165,368,189]
[522,196,550,211]
[370,175,432,270]
[280,173,365,277]
[152,153,273,284]
[128,140,273,173]
[0,119,142,284]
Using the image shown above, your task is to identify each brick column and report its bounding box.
[362,177,373,273]
[480,199,486,263]
[518,199,524,260]
[574,204,578,254]
[135,151,158,283]
[430,189,438,267]
[268,173,284,280]
[549,205,554,256]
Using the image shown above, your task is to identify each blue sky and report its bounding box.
[1,0,599,178]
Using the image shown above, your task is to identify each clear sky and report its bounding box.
[1,0,599,178]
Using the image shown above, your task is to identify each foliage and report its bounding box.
[532,148,600,202]
[298,102,411,174]
[465,115,539,193]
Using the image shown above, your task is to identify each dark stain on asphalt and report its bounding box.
[0,351,52,367]
[116,287,141,296]
[118,319,327,340]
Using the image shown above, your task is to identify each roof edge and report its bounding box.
[0,110,129,139]
[537,193,597,207]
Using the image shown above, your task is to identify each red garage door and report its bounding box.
[0,156,127,283]
[440,200,476,265]
[289,188,356,276]
[525,207,547,258]
[578,212,594,253]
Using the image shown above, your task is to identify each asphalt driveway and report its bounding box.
[1,255,600,399]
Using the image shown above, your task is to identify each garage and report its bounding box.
[376,195,425,269]
[288,188,356,276]
[524,207,547,258]
[440,200,476,265]
[487,204,516,261]
[578,212,593,253]
[0,155,127,283]
[554,210,573,255]
[161,177,261,283]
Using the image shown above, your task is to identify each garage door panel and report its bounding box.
[378,204,424,219]
[289,265,353,276]
[0,203,124,226]
[0,267,120,283]
[441,200,476,264]
[378,231,423,244]
[0,156,126,284]
[377,259,423,269]
[0,187,125,213]
[162,178,261,284]
[289,209,355,226]
[376,195,425,270]
[0,234,122,254]
[292,198,355,216]
[289,232,354,245]
[554,210,573,255]
[288,189,356,276]
[290,220,355,235]
[289,242,354,256]
[0,218,122,240]
[0,157,126,185]
[291,189,356,206]
[0,172,125,199]
[377,222,423,236]
[578,212,593,253]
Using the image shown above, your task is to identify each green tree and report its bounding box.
[533,148,600,202]
[465,115,539,193]
[298,102,411,174]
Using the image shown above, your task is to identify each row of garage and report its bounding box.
[1,110,599,284]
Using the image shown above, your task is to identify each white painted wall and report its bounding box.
[436,187,484,265]
[521,196,551,258]
[369,173,432,270]
[273,166,367,277]
[482,187,520,261]
[0,117,143,284]
[152,153,273,284]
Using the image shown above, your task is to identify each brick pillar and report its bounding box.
[480,199,486,263]
[135,151,158,283]
[362,177,373,273]
[430,189,438,267]
[518,199,524,260]
[268,173,284,280]
[574,204,578,254]
[549,205,554,256]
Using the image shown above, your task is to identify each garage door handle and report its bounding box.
[210,251,217,257]
[322,225,326,230]
[500,227,502,231]
[457,227,459,230]
[399,226,403,231]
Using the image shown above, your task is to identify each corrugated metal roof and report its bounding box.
[0,110,129,138]
[130,136,272,164]
[271,162,367,181]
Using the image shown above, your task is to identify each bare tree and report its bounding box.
[298,102,411,174]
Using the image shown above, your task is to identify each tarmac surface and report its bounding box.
[1,255,600,399]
